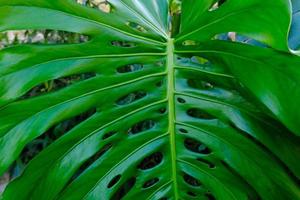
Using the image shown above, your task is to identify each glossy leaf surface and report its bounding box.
[0,0,300,200]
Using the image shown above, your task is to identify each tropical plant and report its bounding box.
[0,0,300,199]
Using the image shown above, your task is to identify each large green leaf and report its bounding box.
[0,0,300,199]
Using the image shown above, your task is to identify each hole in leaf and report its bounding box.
[213,33,267,48]
[117,64,144,73]
[183,173,201,187]
[20,73,96,100]
[205,192,216,200]
[156,80,164,87]
[184,138,211,154]
[194,57,210,65]
[116,91,147,105]
[97,1,112,13]
[179,128,188,134]
[76,0,113,13]
[107,174,122,188]
[110,177,136,200]
[176,56,211,66]
[111,41,136,48]
[158,108,167,114]
[128,120,155,135]
[177,98,186,103]
[197,158,216,169]
[187,79,214,90]
[102,131,117,140]
[219,0,227,5]
[159,198,168,200]
[0,30,89,49]
[43,30,89,44]
[213,32,236,42]
[208,2,219,11]
[187,108,215,120]
[208,0,227,11]
[142,177,159,188]
[187,191,197,197]
[182,40,199,46]
[126,22,147,33]
[228,32,236,41]
[138,152,163,170]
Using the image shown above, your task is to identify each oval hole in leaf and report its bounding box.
[102,131,117,140]
[111,41,136,48]
[107,174,122,188]
[0,30,89,49]
[187,108,215,120]
[183,173,201,187]
[177,97,186,103]
[116,91,147,106]
[187,79,214,90]
[205,192,216,200]
[179,128,188,134]
[138,152,163,170]
[98,1,113,13]
[126,22,147,33]
[184,138,211,154]
[158,107,167,114]
[128,120,155,135]
[187,191,197,197]
[76,0,113,13]
[213,33,267,47]
[208,0,227,11]
[117,64,144,73]
[155,79,164,87]
[182,40,199,46]
[110,177,136,200]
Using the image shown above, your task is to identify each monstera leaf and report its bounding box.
[1,0,300,199]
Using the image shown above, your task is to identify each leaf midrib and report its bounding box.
[166,38,179,199]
